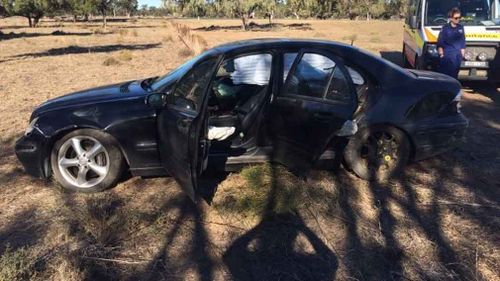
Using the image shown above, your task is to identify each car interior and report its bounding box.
[207,53,273,154]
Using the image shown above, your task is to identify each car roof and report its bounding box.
[211,38,353,54]
[209,38,414,88]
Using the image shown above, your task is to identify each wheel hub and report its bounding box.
[57,136,109,189]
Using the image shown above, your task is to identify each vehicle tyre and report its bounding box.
[50,129,125,192]
[344,125,410,181]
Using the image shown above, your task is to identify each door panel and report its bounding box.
[269,50,357,174]
[157,57,219,200]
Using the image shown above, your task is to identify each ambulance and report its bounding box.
[403,0,500,81]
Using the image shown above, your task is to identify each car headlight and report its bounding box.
[464,50,474,61]
[24,117,39,136]
[426,44,439,57]
[477,52,488,61]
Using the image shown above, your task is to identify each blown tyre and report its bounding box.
[50,129,125,192]
[344,126,410,181]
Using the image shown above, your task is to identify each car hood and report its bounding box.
[32,80,149,117]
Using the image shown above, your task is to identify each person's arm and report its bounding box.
[437,26,446,58]
[460,26,466,58]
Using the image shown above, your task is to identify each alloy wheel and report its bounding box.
[57,136,110,188]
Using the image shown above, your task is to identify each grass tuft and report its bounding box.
[117,50,133,61]
[118,29,129,36]
[179,48,195,57]
[0,246,35,281]
[214,164,309,216]
[102,57,121,66]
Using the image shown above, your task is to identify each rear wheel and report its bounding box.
[344,126,410,181]
[50,129,125,192]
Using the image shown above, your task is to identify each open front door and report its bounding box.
[157,57,219,200]
[269,50,358,174]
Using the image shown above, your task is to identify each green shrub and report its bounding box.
[0,246,35,281]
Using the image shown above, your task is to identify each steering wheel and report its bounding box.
[433,16,448,25]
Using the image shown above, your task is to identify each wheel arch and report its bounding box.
[44,126,131,177]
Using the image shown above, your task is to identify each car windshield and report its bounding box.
[425,0,499,26]
[149,53,206,92]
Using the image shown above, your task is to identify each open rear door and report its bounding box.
[269,50,358,174]
[157,57,219,200]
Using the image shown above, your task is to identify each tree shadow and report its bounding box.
[0,30,92,42]
[223,163,338,281]
[126,196,216,281]
[193,22,313,32]
[0,43,161,63]
[0,208,47,253]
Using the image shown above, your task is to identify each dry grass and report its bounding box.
[171,20,208,55]
[0,16,499,281]
[102,57,121,66]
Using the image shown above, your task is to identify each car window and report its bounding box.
[283,53,336,99]
[211,53,272,112]
[217,53,272,86]
[325,67,351,102]
[171,58,218,112]
[283,52,298,82]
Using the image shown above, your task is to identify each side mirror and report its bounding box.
[410,15,418,29]
[145,93,167,109]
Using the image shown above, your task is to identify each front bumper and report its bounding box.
[15,130,50,178]
[409,113,469,161]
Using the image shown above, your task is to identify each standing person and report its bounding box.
[437,7,466,79]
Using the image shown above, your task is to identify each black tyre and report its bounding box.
[344,126,410,181]
[50,129,125,192]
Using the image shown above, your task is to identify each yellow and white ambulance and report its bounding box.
[403,0,500,81]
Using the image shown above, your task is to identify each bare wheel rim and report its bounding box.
[360,131,399,178]
[57,136,110,188]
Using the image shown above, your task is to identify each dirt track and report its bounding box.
[0,17,499,280]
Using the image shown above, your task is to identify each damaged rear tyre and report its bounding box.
[344,126,410,181]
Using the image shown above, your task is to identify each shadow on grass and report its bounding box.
[0,208,47,253]
[0,30,92,42]
[193,22,312,32]
[0,43,161,63]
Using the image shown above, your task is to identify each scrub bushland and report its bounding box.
[0,17,498,281]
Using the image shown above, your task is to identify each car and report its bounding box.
[15,38,469,200]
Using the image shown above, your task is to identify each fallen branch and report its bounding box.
[420,200,500,210]
[80,256,150,265]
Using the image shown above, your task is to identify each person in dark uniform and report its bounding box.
[437,7,466,79]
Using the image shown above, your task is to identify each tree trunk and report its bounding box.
[27,16,32,27]
[84,14,89,22]
[33,17,40,27]
[240,13,247,31]
[73,14,77,22]
[102,10,107,28]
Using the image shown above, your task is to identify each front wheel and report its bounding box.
[50,129,125,192]
[344,126,410,181]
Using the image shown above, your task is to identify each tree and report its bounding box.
[2,0,56,27]
[63,0,96,21]
[116,0,137,17]
[94,0,114,27]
